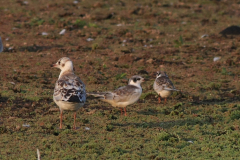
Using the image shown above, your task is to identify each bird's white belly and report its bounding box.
[102,99,131,108]
[113,94,141,108]
[54,98,84,111]
[116,101,132,108]
[159,90,172,98]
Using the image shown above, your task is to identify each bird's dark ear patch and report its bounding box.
[62,64,65,67]
[133,78,137,83]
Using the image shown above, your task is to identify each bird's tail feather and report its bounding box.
[164,88,179,91]
[87,92,106,99]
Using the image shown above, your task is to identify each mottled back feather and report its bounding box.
[54,73,86,103]
[155,76,176,90]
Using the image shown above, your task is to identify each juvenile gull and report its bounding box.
[52,57,86,129]
[88,75,144,116]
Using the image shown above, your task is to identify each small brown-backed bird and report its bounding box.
[153,71,178,104]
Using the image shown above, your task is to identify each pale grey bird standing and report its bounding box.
[52,57,86,129]
[153,71,178,104]
[0,37,3,52]
[87,75,144,116]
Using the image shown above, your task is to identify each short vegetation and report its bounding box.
[0,0,240,159]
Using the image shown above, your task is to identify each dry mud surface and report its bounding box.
[0,0,240,159]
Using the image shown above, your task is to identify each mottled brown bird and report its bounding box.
[153,71,178,104]
[52,57,86,129]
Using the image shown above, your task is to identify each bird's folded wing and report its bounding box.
[163,86,179,91]
[112,85,140,102]
[54,74,86,103]
[156,77,177,90]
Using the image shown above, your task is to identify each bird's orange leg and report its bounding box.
[164,98,167,105]
[60,110,63,129]
[158,96,161,103]
[124,108,127,116]
[73,112,76,130]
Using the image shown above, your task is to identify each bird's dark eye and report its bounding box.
[58,61,60,65]
[133,78,137,82]
[137,78,140,80]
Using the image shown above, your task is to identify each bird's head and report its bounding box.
[51,57,74,73]
[156,71,168,78]
[128,75,145,86]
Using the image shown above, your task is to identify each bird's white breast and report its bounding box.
[158,90,172,98]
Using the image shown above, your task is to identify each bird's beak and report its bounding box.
[51,63,58,68]
[142,78,149,82]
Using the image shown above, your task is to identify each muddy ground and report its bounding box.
[0,0,240,159]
